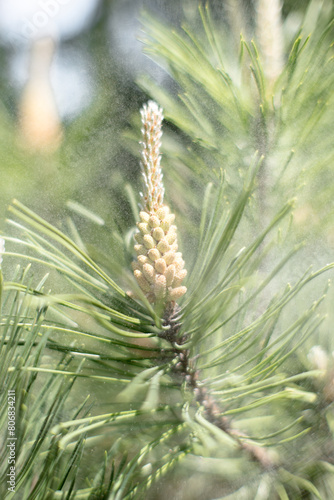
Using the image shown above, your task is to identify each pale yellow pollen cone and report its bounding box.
[133,101,187,304]
[18,36,62,153]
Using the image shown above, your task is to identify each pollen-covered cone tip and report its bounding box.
[132,101,187,304]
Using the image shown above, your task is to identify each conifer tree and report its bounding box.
[1,1,334,499]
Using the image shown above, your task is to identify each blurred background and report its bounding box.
[0,0,311,235]
[0,0,197,231]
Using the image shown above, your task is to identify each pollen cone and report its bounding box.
[18,37,62,153]
[133,101,187,304]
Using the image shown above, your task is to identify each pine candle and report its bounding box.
[132,101,187,304]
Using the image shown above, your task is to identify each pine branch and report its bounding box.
[160,303,275,471]
[1,2,334,498]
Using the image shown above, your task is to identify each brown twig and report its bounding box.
[159,303,276,471]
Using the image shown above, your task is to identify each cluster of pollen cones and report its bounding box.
[132,100,187,304]
[132,205,187,303]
